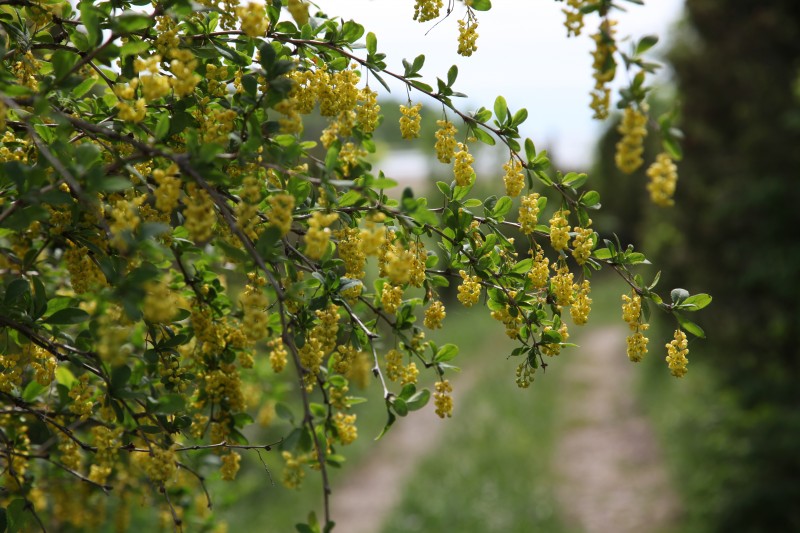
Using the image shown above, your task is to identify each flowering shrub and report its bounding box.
[0,0,710,531]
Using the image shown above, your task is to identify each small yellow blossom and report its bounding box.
[453,142,475,186]
[646,152,678,207]
[549,209,570,251]
[424,300,446,329]
[457,19,479,57]
[399,103,422,139]
[434,379,453,418]
[434,119,457,163]
[457,270,481,307]
[503,158,525,197]
[665,329,689,377]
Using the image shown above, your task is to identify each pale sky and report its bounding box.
[319,0,685,167]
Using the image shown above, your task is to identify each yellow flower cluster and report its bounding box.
[134,55,170,102]
[385,348,403,382]
[359,215,386,256]
[434,119,458,163]
[64,244,106,293]
[570,280,592,325]
[549,209,571,251]
[457,19,479,57]
[236,175,262,239]
[615,105,648,173]
[268,337,288,373]
[169,48,201,97]
[154,16,179,55]
[334,412,358,445]
[491,297,523,339]
[646,152,678,207]
[143,445,178,485]
[287,0,310,26]
[515,362,536,388]
[356,88,381,133]
[319,68,360,117]
[622,292,649,362]
[333,344,356,375]
[518,193,540,235]
[381,283,403,314]
[503,158,525,197]
[541,323,569,357]
[183,183,216,242]
[201,106,237,145]
[666,329,689,377]
[89,426,122,485]
[589,19,618,119]
[143,278,178,324]
[281,451,305,489]
[304,211,338,260]
[338,141,367,177]
[220,452,241,481]
[237,2,268,37]
[562,0,587,37]
[115,79,147,123]
[528,245,550,288]
[457,270,481,307]
[240,274,269,342]
[68,375,94,420]
[153,163,181,213]
[551,263,574,306]
[424,300,446,329]
[408,240,427,287]
[268,193,295,236]
[0,350,22,393]
[571,225,594,265]
[434,379,453,418]
[413,0,442,22]
[29,344,56,386]
[336,227,366,279]
[453,142,475,186]
[399,103,422,139]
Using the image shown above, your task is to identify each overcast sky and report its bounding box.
[319,0,685,167]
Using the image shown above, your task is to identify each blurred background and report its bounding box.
[207,1,800,531]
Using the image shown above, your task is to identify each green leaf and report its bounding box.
[447,64,458,87]
[156,394,186,415]
[112,12,153,33]
[436,181,451,197]
[681,293,712,311]
[6,499,28,533]
[337,190,363,208]
[72,77,97,98]
[524,138,536,161]
[562,172,588,189]
[433,343,459,363]
[154,113,170,140]
[580,190,600,209]
[366,32,377,55]
[375,411,396,440]
[636,35,659,55]
[663,137,683,161]
[120,40,151,58]
[406,388,430,411]
[675,314,706,339]
[511,108,528,127]
[492,196,512,218]
[472,127,495,145]
[44,307,90,325]
[22,381,47,402]
[392,397,408,417]
[469,0,492,11]
[494,95,508,123]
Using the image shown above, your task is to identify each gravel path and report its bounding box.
[554,326,680,533]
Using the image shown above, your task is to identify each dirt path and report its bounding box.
[554,326,680,533]
[327,354,483,533]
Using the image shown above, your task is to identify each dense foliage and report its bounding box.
[643,1,800,530]
[0,1,708,531]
